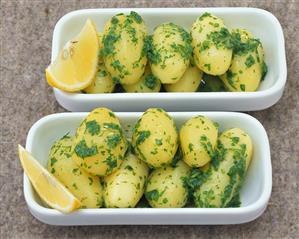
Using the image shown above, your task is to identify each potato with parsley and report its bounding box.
[220,29,267,92]
[132,108,179,168]
[145,160,190,208]
[193,128,253,207]
[191,12,233,75]
[72,108,128,176]
[48,135,103,208]
[147,23,192,84]
[180,115,218,167]
[122,65,161,93]
[103,153,149,208]
[164,65,203,92]
[101,11,147,85]
[83,64,115,93]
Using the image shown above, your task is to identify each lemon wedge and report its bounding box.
[18,145,81,213]
[46,19,99,92]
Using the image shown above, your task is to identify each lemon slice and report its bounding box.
[46,19,99,92]
[18,145,81,213]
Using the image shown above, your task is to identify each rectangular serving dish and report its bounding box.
[24,112,272,225]
[51,7,286,112]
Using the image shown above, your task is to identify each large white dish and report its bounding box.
[24,112,271,225]
[51,7,286,112]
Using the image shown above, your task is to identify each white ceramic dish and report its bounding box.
[51,7,286,112]
[24,112,271,225]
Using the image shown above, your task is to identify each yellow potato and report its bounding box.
[132,108,178,168]
[191,12,233,75]
[48,135,103,208]
[194,128,253,207]
[101,12,147,85]
[220,29,266,92]
[83,64,115,93]
[164,65,203,92]
[180,115,218,167]
[148,23,192,84]
[103,153,149,208]
[72,108,128,176]
[122,64,161,92]
[145,160,190,208]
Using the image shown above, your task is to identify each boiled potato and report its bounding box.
[180,115,218,167]
[83,64,115,93]
[145,160,190,208]
[193,128,253,207]
[72,108,128,176]
[132,108,179,168]
[164,65,203,92]
[101,12,147,85]
[220,29,266,92]
[199,73,226,92]
[122,64,161,92]
[191,12,233,75]
[103,153,149,208]
[48,135,103,208]
[147,23,192,84]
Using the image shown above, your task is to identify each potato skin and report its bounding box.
[145,160,190,208]
[164,65,203,92]
[180,115,218,167]
[101,12,147,85]
[72,108,128,176]
[132,108,179,168]
[147,23,192,84]
[48,135,103,208]
[194,128,253,207]
[191,13,233,75]
[103,153,149,208]
[220,29,266,92]
[83,64,115,93]
[122,64,161,93]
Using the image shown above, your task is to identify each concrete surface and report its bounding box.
[0,0,298,238]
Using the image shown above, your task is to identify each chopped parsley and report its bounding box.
[155,138,163,146]
[207,27,233,49]
[240,84,246,92]
[129,11,143,24]
[199,12,211,21]
[145,189,164,202]
[104,155,118,173]
[85,120,101,136]
[107,134,121,148]
[135,130,151,145]
[74,139,98,158]
[50,157,57,167]
[245,55,255,68]
[204,63,211,71]
[144,74,159,90]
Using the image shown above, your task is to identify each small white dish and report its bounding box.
[50,7,286,112]
[24,112,272,225]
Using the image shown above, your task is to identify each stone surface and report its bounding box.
[0,0,298,238]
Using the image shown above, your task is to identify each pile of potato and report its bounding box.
[47,107,253,208]
[83,11,267,94]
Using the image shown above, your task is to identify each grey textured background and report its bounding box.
[0,0,298,238]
